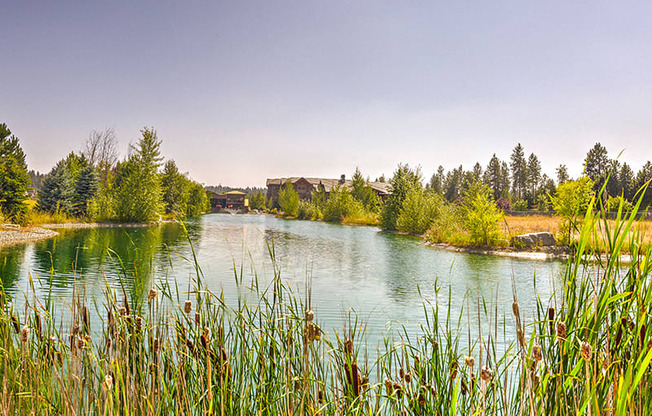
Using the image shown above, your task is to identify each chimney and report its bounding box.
[339,174,345,185]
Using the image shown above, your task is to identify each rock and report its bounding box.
[511,232,555,248]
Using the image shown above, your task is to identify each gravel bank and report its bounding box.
[0,227,59,248]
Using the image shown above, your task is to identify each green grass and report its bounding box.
[0,191,651,414]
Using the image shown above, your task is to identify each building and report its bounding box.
[266,175,390,206]
[208,190,249,212]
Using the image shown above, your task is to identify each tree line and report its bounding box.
[0,123,208,224]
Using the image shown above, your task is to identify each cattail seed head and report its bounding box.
[105,375,113,389]
[184,300,192,314]
[153,338,160,352]
[580,341,592,361]
[305,309,314,322]
[480,366,493,383]
[35,313,42,340]
[532,344,543,361]
[195,312,201,325]
[404,372,411,384]
[399,367,405,379]
[135,316,143,332]
[512,301,521,319]
[20,325,30,343]
[465,356,475,368]
[640,323,647,348]
[384,377,393,393]
[557,322,567,340]
[119,307,127,316]
[548,307,555,322]
[344,339,354,355]
[11,315,20,334]
[148,289,158,302]
[77,336,85,350]
[517,329,526,348]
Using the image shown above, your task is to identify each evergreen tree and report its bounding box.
[527,153,541,204]
[484,154,503,200]
[584,142,609,191]
[38,160,75,214]
[556,164,569,184]
[184,182,209,217]
[0,123,30,222]
[115,127,163,222]
[161,160,186,215]
[429,166,445,195]
[351,167,379,212]
[635,161,652,207]
[278,182,299,217]
[620,163,635,201]
[380,164,422,230]
[510,143,527,200]
[73,165,99,217]
[444,166,464,202]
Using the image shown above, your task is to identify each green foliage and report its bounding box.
[184,182,209,217]
[311,187,327,211]
[73,165,99,217]
[114,127,163,223]
[424,203,466,244]
[249,191,266,211]
[552,176,594,244]
[513,199,528,211]
[297,200,322,220]
[161,160,185,215]
[606,195,633,213]
[278,182,299,217]
[322,186,363,223]
[380,164,422,230]
[537,193,551,211]
[463,182,503,245]
[351,168,380,212]
[396,189,444,234]
[37,160,75,215]
[0,123,30,223]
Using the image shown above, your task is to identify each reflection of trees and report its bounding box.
[377,232,422,303]
[0,244,26,296]
[29,223,189,308]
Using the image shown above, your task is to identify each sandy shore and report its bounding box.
[0,227,59,248]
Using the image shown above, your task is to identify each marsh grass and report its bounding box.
[1,190,651,415]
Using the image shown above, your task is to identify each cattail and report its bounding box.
[512,301,521,319]
[305,309,314,322]
[432,340,439,352]
[20,325,30,343]
[404,372,411,384]
[384,377,393,393]
[451,361,458,380]
[135,316,143,332]
[557,321,567,340]
[532,344,543,361]
[153,338,160,353]
[461,378,468,395]
[184,300,192,314]
[480,366,493,383]
[580,341,592,361]
[418,386,427,406]
[399,367,405,380]
[465,356,475,368]
[82,305,90,331]
[105,374,113,389]
[640,323,647,348]
[532,372,541,386]
[11,315,20,334]
[614,326,623,350]
[344,339,354,355]
[118,307,127,316]
[195,312,201,325]
[148,289,158,302]
[517,328,526,348]
[35,313,43,341]
[77,336,85,350]
[548,307,555,334]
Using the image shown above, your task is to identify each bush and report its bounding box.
[297,201,321,220]
[396,189,443,234]
[278,183,299,217]
[323,187,363,223]
[606,195,633,213]
[463,182,503,245]
[513,199,528,211]
[495,197,512,212]
[424,203,467,245]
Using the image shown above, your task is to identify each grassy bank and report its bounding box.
[1,200,652,415]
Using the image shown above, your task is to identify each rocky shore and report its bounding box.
[0,227,59,248]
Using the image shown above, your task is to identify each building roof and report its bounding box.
[266,177,390,194]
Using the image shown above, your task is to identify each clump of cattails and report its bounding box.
[532,344,543,362]
[480,366,493,383]
[303,322,321,344]
[184,300,192,314]
[465,356,475,368]
[557,322,567,341]
[580,341,592,361]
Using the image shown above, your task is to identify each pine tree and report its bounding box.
[73,165,99,217]
[38,161,75,214]
[584,143,609,191]
[620,163,635,201]
[484,154,502,200]
[556,164,569,184]
[161,160,186,215]
[0,123,30,223]
[527,153,541,203]
[510,143,527,200]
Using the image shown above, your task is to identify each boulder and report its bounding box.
[511,232,555,248]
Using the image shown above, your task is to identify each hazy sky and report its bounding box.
[2,1,651,187]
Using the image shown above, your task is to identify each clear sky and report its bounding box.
[2,1,651,187]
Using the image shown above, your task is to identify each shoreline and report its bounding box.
[422,241,569,261]
[0,227,60,248]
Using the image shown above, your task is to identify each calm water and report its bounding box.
[0,214,564,345]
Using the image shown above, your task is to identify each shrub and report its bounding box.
[495,197,512,212]
[297,201,321,220]
[463,182,503,245]
[513,199,528,211]
[606,195,633,213]
[278,182,299,217]
[323,187,363,223]
[396,189,443,234]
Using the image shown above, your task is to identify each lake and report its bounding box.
[0,213,564,346]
